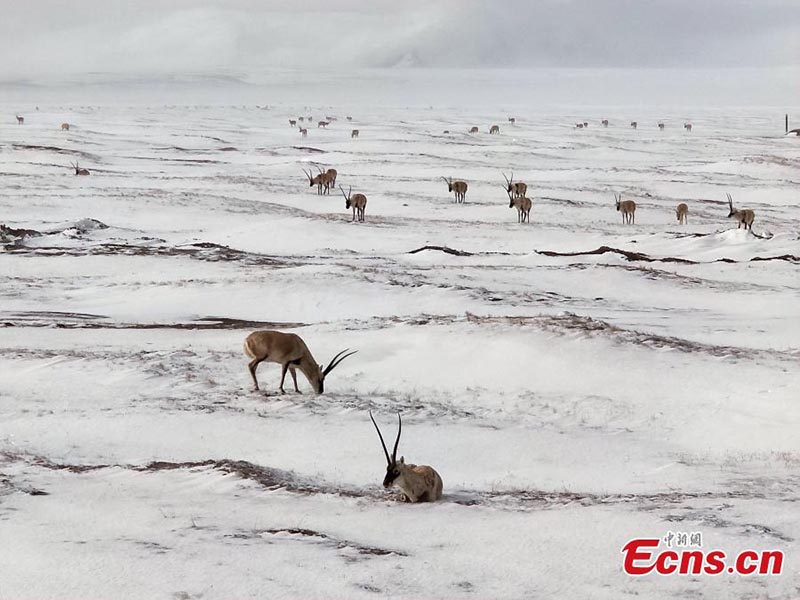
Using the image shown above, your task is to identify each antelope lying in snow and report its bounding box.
[244,330,356,393]
[508,191,532,223]
[443,177,467,203]
[370,412,443,503]
[469,126,479,134]
[61,123,70,131]
[340,185,367,222]
[676,202,689,224]
[727,193,755,230]
[614,192,636,224]
[351,129,359,138]
[289,119,297,127]
[70,161,90,176]
[489,124,500,134]
[16,115,24,124]
[502,172,527,198]
[630,121,638,129]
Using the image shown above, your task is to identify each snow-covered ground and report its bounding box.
[1,80,799,598]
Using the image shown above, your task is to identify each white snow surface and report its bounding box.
[1,85,799,599]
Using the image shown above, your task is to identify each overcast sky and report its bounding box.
[1,0,798,81]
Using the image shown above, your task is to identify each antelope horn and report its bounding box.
[502,172,510,185]
[339,185,348,200]
[391,412,401,464]
[370,411,392,466]
[727,193,733,208]
[322,348,357,376]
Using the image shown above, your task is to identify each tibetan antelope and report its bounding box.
[630,121,638,129]
[489,124,500,134]
[658,122,665,130]
[70,161,90,176]
[307,115,313,121]
[469,126,479,134]
[369,412,443,503]
[318,121,329,128]
[727,193,755,230]
[614,192,636,224]
[61,123,70,131]
[508,191,532,223]
[576,123,584,129]
[298,116,305,122]
[601,119,609,127]
[442,130,450,134]
[244,330,356,394]
[508,117,516,124]
[346,116,353,121]
[583,121,588,127]
[676,202,689,224]
[684,123,692,131]
[442,177,467,203]
[289,119,297,127]
[502,172,527,198]
[351,129,359,138]
[16,115,24,124]
[299,128,308,137]
[340,185,367,222]
[325,168,337,189]
[302,167,326,194]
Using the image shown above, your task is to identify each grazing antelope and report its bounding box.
[244,330,356,394]
[351,129,359,138]
[614,192,636,224]
[489,124,500,134]
[16,115,24,124]
[369,412,443,503]
[299,128,308,137]
[318,121,328,128]
[676,202,689,224]
[684,123,692,131]
[61,123,70,131]
[576,123,584,129]
[508,191,532,223]
[658,122,665,130]
[508,117,516,124]
[601,119,609,127]
[302,168,326,194]
[727,193,755,230]
[70,161,90,176]
[469,126,479,133]
[298,116,305,122]
[289,119,297,127]
[583,121,589,127]
[442,177,467,203]
[502,172,527,198]
[340,185,367,222]
[631,121,638,129]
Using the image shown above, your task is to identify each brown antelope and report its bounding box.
[298,116,305,122]
[307,115,313,121]
[676,202,689,224]
[601,119,609,127]
[299,128,308,137]
[16,115,24,124]
[684,123,692,131]
[289,119,297,127]
[346,116,353,121]
[508,191,532,223]
[318,120,329,128]
[351,129,359,138]
[340,185,367,222]
[370,412,443,503]
[326,115,337,122]
[614,192,636,224]
[489,124,500,134]
[631,121,638,129]
[70,161,90,176]
[502,172,527,198]
[442,130,450,134]
[576,123,584,129]
[583,121,588,127]
[61,123,70,131]
[658,122,665,130]
[302,167,326,194]
[469,126,479,133]
[244,330,356,394]
[508,117,516,124]
[727,193,755,230]
[442,177,467,203]
[325,168,337,190]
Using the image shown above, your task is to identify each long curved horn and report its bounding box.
[369,411,391,466]
[502,172,510,185]
[339,185,348,200]
[391,412,401,463]
[726,193,733,209]
[322,349,357,376]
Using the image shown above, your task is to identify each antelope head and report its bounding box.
[312,348,357,393]
[502,171,514,195]
[441,176,453,192]
[370,411,404,488]
[340,185,353,209]
[615,192,621,211]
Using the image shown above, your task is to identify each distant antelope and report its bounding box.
[370,412,443,503]
[508,117,516,124]
[508,192,532,223]
[302,168,326,194]
[346,116,353,121]
[658,122,665,130]
[326,115,337,122]
[318,121,328,128]
[298,116,305,122]
[489,124,500,134]
[299,128,308,137]
[727,193,755,230]
[289,119,297,127]
[61,123,70,131]
[442,130,450,134]
[340,185,367,222]
[502,172,527,198]
[676,202,689,224]
[442,176,467,203]
[351,129,359,138]
[614,192,636,224]
[576,123,584,129]
[583,121,588,127]
[631,121,638,129]
[307,115,313,121]
[684,123,692,131]
[469,126,479,134]
[16,115,24,124]
[601,119,609,127]
[70,161,90,176]
[244,330,356,394]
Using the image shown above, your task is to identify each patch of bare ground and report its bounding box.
[226,527,407,558]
